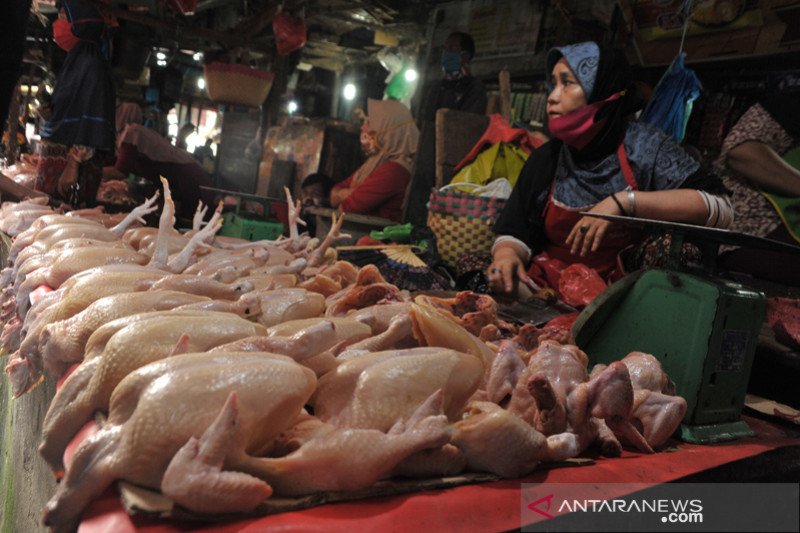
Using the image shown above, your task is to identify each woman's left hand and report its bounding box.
[565,194,623,256]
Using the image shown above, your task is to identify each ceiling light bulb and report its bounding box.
[287,101,298,113]
[343,83,357,101]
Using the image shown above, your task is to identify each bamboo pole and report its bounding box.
[498,68,512,123]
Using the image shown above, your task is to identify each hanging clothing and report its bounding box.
[40,0,115,152]
[639,52,702,142]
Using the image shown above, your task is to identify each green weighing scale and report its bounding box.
[572,213,800,444]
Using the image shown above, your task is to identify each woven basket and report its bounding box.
[427,184,506,268]
[204,63,274,108]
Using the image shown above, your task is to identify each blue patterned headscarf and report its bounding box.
[545,41,645,160]
[547,42,600,100]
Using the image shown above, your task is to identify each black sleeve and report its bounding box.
[419,83,443,123]
[459,78,488,115]
[493,140,562,253]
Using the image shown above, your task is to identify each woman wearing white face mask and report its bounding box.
[330,98,420,221]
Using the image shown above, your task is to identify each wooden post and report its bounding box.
[499,68,512,123]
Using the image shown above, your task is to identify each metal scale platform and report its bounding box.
[572,214,800,444]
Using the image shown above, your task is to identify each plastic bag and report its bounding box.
[450,142,528,189]
[558,264,607,308]
[527,252,570,290]
[441,179,512,200]
[640,53,701,143]
[453,114,544,173]
[542,312,581,338]
[273,11,306,56]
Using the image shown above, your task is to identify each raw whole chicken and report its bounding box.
[266,316,372,375]
[325,265,406,316]
[6,268,168,396]
[210,319,339,363]
[452,401,548,478]
[39,290,212,376]
[43,352,316,531]
[39,311,268,472]
[591,352,687,450]
[8,217,110,261]
[415,291,502,337]
[0,188,697,527]
[250,288,325,327]
[508,340,652,458]
[147,274,253,300]
[16,247,150,318]
[408,303,495,374]
[311,347,484,430]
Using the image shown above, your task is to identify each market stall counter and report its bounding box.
[70,414,799,532]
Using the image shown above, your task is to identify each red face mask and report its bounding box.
[53,19,80,52]
[548,91,625,150]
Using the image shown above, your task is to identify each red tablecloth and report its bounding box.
[71,415,799,533]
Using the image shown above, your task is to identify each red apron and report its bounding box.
[539,144,641,278]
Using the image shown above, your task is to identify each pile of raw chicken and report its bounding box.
[0,181,688,532]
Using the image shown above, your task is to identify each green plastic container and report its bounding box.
[218,212,283,241]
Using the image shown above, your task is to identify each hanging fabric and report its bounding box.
[639,0,702,143]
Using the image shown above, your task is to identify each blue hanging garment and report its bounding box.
[639,52,702,143]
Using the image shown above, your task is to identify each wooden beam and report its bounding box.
[96,3,274,53]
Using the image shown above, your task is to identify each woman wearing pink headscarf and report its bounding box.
[330,98,419,221]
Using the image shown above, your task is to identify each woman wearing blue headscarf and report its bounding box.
[35,0,115,207]
[487,42,733,294]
